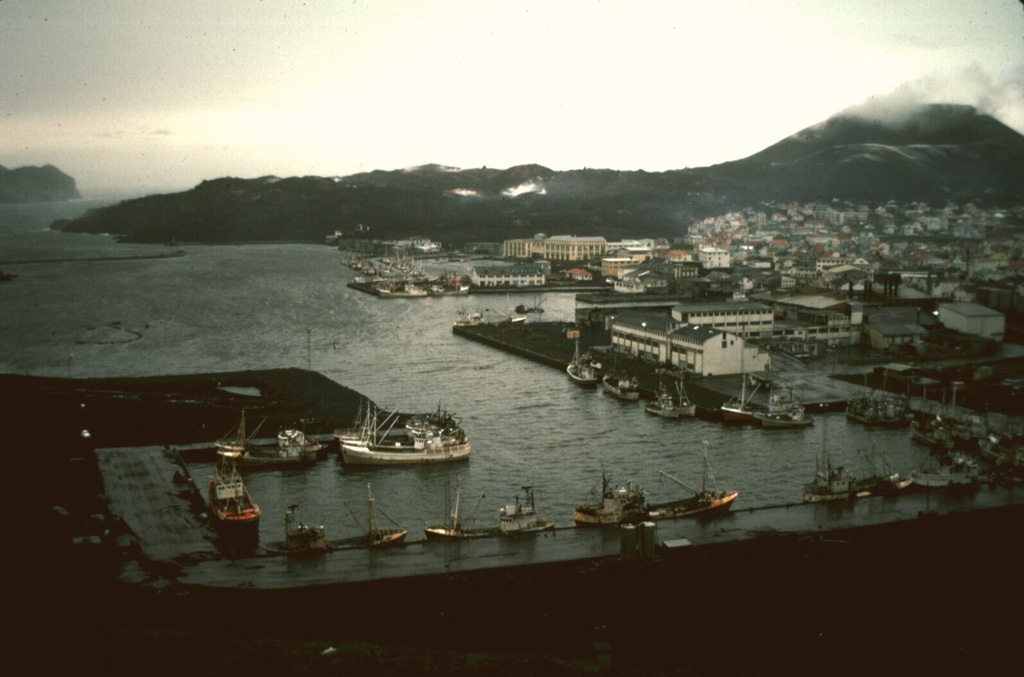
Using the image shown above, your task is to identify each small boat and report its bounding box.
[911,452,979,487]
[911,416,956,451]
[844,378,911,427]
[217,409,320,468]
[852,442,913,496]
[453,309,485,327]
[207,450,261,541]
[644,381,696,419]
[424,475,496,540]
[238,427,321,468]
[754,390,812,428]
[803,425,855,503]
[602,373,640,401]
[567,339,601,387]
[574,472,649,526]
[346,483,408,548]
[281,504,326,556]
[647,443,738,519]
[720,373,762,424]
[498,486,555,535]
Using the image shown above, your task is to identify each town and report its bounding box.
[338,198,1023,385]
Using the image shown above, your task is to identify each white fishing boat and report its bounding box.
[566,338,600,387]
[602,373,640,401]
[803,424,854,503]
[340,403,471,465]
[498,486,554,535]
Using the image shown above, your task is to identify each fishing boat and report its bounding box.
[515,296,545,314]
[911,416,956,451]
[498,486,555,535]
[238,427,321,468]
[424,476,496,540]
[648,443,738,519]
[217,409,320,468]
[803,425,855,503]
[215,408,264,455]
[644,381,696,418]
[911,452,979,487]
[720,373,762,424]
[453,309,485,327]
[333,399,366,445]
[844,378,911,427]
[754,390,812,428]
[566,339,601,387]
[574,472,649,526]
[281,504,326,556]
[602,373,640,401]
[207,450,261,540]
[852,442,913,496]
[340,403,471,465]
[346,483,408,548]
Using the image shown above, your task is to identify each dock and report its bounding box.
[452,320,862,414]
[96,442,1024,592]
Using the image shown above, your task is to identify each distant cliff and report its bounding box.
[0,164,82,203]
[50,104,1024,244]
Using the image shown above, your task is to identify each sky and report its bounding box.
[2,0,1023,197]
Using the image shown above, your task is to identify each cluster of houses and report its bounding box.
[485,200,1021,376]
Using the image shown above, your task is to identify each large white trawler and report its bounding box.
[340,402,471,465]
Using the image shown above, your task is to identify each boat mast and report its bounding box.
[367,483,380,537]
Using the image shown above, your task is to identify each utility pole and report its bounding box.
[306,328,312,371]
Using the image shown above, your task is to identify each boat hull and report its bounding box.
[602,382,640,401]
[340,441,471,465]
[755,413,813,428]
[720,406,755,424]
[423,526,496,540]
[567,365,600,387]
[648,491,738,520]
[573,507,647,527]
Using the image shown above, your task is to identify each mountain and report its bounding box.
[51,104,1024,244]
[1,164,82,204]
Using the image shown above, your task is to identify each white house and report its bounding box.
[699,247,731,269]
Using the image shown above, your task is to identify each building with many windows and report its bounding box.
[503,234,607,261]
[469,263,546,287]
[608,310,769,375]
[670,302,774,338]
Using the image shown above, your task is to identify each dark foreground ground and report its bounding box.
[15,369,1023,676]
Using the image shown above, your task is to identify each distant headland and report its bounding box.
[0,164,82,204]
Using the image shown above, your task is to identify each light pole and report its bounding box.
[305,328,312,371]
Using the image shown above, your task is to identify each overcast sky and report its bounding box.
[3,0,1023,197]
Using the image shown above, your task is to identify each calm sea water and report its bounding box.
[1,201,937,545]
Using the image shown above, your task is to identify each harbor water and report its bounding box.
[2,200,946,547]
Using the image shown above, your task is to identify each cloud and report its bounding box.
[841,63,1024,132]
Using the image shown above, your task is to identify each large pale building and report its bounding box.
[503,234,607,261]
[936,302,1005,340]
